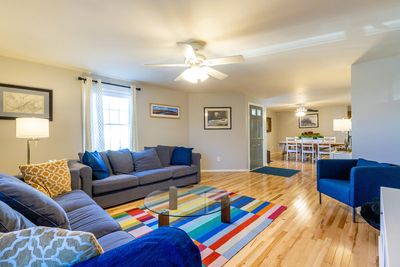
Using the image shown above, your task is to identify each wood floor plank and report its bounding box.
[107,153,379,267]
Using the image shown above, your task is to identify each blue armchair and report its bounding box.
[317,159,400,222]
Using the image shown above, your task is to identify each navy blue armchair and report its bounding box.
[317,159,400,222]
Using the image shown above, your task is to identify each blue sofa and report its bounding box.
[317,159,400,222]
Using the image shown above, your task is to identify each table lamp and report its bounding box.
[333,118,352,150]
[16,117,49,164]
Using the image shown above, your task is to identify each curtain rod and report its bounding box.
[78,77,141,91]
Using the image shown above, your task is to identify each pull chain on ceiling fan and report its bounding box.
[144,40,245,83]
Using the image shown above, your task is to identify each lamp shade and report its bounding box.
[16,118,49,139]
[333,118,352,132]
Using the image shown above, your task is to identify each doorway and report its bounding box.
[249,104,264,170]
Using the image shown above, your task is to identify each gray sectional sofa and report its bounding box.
[71,145,201,208]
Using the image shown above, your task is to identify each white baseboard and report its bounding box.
[201,169,249,173]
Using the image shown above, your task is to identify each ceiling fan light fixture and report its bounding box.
[182,66,209,83]
[295,106,307,117]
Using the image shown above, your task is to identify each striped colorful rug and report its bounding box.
[112,186,286,267]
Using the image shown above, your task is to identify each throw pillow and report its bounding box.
[144,146,172,167]
[0,201,36,232]
[357,158,391,167]
[132,148,163,172]
[82,151,110,180]
[170,147,193,166]
[107,149,134,174]
[0,173,70,229]
[20,159,72,198]
[0,227,103,266]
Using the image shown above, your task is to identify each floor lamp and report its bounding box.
[333,118,352,150]
[16,118,49,164]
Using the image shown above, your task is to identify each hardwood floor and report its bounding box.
[107,154,379,267]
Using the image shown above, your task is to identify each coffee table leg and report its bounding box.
[169,186,178,210]
[158,211,169,227]
[221,195,231,223]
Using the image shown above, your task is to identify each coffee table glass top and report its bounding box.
[144,185,230,217]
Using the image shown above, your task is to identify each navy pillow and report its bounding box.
[82,151,110,180]
[0,201,36,232]
[170,147,193,166]
[357,158,391,167]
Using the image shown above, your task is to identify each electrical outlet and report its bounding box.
[217,156,221,162]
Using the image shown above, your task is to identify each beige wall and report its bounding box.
[274,105,348,149]
[352,56,400,164]
[266,109,279,153]
[188,92,248,171]
[0,56,82,174]
[136,83,189,148]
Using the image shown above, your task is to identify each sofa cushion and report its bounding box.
[145,146,172,167]
[165,165,198,178]
[133,148,163,172]
[19,159,72,198]
[107,149,134,174]
[0,227,103,266]
[0,201,36,232]
[92,175,139,195]
[82,151,110,180]
[97,231,135,252]
[319,179,350,204]
[65,203,121,239]
[54,190,95,213]
[357,158,391,167]
[0,173,70,229]
[134,168,172,185]
[170,147,193,166]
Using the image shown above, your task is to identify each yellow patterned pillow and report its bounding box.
[20,159,72,198]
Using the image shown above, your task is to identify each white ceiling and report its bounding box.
[1,0,400,108]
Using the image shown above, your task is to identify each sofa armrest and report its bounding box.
[317,159,358,180]
[68,160,93,197]
[350,166,400,207]
[74,227,201,267]
[192,153,201,183]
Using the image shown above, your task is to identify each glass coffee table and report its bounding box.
[144,185,231,227]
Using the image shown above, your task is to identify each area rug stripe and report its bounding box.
[112,186,286,267]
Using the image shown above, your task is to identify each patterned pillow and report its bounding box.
[0,227,103,266]
[20,159,72,198]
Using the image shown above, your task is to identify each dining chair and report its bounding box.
[301,138,315,162]
[286,137,299,161]
[317,137,335,160]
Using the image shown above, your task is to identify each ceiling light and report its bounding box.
[181,66,209,84]
[295,106,307,117]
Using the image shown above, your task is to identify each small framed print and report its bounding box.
[0,83,53,120]
[150,103,180,119]
[298,114,319,128]
[204,107,232,130]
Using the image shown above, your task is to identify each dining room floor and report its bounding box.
[107,153,379,267]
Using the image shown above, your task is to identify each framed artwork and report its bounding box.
[150,103,180,119]
[298,114,319,128]
[266,117,272,132]
[0,83,53,121]
[204,107,232,130]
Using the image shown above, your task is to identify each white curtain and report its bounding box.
[81,78,105,151]
[131,85,138,151]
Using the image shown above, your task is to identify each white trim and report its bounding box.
[247,102,267,170]
[201,169,249,173]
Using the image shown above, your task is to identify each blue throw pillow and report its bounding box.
[82,151,109,180]
[170,147,193,166]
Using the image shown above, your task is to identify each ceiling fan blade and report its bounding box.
[307,109,319,112]
[174,72,185,81]
[144,63,187,68]
[183,44,197,60]
[203,55,244,66]
[204,67,228,80]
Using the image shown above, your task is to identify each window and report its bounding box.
[102,85,132,150]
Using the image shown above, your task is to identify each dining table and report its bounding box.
[278,140,345,160]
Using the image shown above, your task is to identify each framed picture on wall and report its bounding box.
[150,103,180,119]
[266,117,272,132]
[204,107,232,130]
[298,114,319,128]
[0,83,53,121]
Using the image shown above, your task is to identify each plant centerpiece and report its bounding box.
[298,131,323,139]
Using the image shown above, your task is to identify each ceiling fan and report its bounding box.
[295,105,319,117]
[144,39,245,84]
